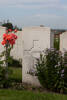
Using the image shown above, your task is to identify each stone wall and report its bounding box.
[0,26,6,54]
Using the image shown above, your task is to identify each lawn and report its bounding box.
[0,89,67,100]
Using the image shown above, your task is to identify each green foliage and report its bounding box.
[2,22,13,30]
[0,47,13,88]
[4,46,22,68]
[0,45,22,88]
[9,67,22,82]
[1,46,22,68]
[8,58,22,68]
[0,66,12,88]
[64,52,67,92]
[54,37,60,50]
[36,49,67,93]
[13,25,22,31]
[2,21,22,31]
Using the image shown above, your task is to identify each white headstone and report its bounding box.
[60,31,67,52]
[22,26,52,86]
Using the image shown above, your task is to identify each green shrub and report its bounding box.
[8,57,22,68]
[36,49,67,93]
[0,49,13,88]
[0,66,12,88]
[63,52,67,93]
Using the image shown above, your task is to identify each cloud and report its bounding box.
[0,0,59,6]
[0,0,67,29]
[0,0,67,11]
[33,14,61,18]
[8,3,67,11]
[21,13,67,29]
[0,0,59,4]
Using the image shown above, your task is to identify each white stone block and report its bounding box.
[22,26,52,86]
[60,31,67,52]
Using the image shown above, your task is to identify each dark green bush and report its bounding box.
[0,66,12,88]
[0,46,21,88]
[64,52,67,93]
[8,57,22,68]
[36,49,67,93]
[0,48,13,88]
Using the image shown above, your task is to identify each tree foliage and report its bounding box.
[2,22,13,30]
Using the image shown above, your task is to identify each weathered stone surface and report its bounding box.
[0,26,6,53]
[22,26,53,86]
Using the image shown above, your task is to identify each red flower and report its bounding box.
[6,34,12,40]
[8,29,12,32]
[2,32,17,46]
[14,29,18,33]
[11,33,17,39]
[3,33,7,40]
[9,39,15,45]
[14,35,17,39]
[1,40,6,45]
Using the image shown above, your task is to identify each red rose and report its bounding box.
[8,29,12,32]
[6,34,12,40]
[3,33,7,40]
[1,40,6,45]
[2,32,17,46]
[9,39,15,45]
[11,33,17,39]
[14,29,18,33]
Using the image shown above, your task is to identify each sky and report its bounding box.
[0,0,67,29]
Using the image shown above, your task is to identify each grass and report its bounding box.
[0,89,67,100]
[9,67,22,82]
